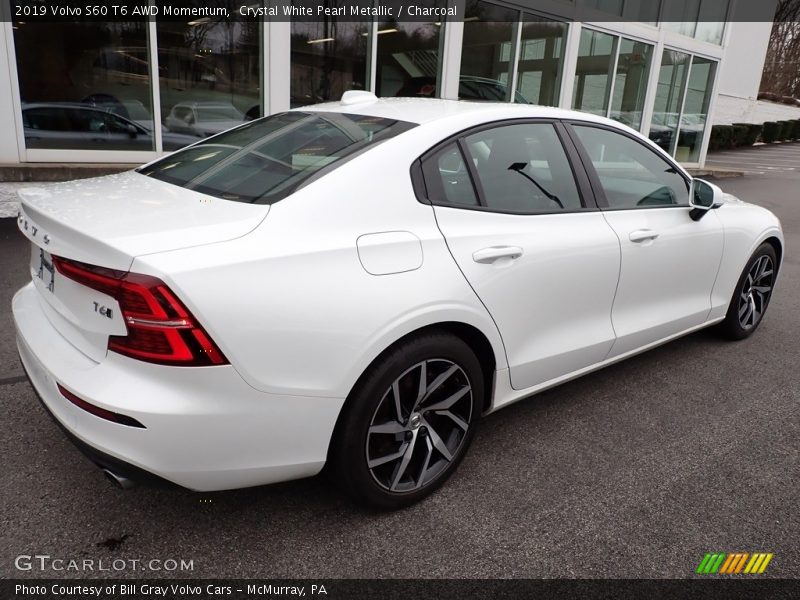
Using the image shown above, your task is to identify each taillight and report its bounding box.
[52,256,227,367]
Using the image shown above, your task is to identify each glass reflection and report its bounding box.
[459,0,519,102]
[377,9,443,98]
[516,16,567,107]
[578,0,661,23]
[157,10,261,148]
[662,0,701,38]
[662,0,728,45]
[695,0,728,45]
[649,50,691,155]
[679,57,716,162]
[572,29,617,116]
[290,1,369,107]
[609,39,653,130]
[13,21,155,151]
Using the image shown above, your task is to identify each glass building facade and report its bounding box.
[8,0,730,165]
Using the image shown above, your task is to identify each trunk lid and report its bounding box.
[17,171,269,361]
[18,171,269,270]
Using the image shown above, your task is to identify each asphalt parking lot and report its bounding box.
[1,153,799,580]
[706,141,800,176]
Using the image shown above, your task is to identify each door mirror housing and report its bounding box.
[126,124,138,138]
[689,178,723,221]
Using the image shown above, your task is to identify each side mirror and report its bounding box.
[689,178,723,221]
[126,124,138,138]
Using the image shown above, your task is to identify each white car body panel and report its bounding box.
[433,207,620,390]
[15,283,343,490]
[11,97,784,492]
[491,316,726,412]
[708,197,785,320]
[602,207,725,358]
[133,138,509,398]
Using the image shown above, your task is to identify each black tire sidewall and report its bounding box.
[331,332,484,510]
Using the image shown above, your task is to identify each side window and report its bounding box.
[421,143,479,207]
[572,125,689,209]
[26,108,71,131]
[78,110,107,133]
[464,123,582,213]
[104,113,132,134]
[173,106,190,121]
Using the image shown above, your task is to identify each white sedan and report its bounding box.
[13,93,783,509]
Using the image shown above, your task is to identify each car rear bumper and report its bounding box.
[13,281,345,491]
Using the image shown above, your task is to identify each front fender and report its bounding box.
[709,203,784,319]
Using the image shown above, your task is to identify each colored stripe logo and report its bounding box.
[696,552,774,574]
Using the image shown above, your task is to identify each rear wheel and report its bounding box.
[719,243,777,340]
[330,333,483,509]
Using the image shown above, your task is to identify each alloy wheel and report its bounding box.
[738,254,774,330]
[365,359,473,493]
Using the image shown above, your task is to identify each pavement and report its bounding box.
[706,141,800,176]
[0,183,33,218]
[0,162,798,580]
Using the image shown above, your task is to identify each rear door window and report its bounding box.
[421,143,479,207]
[465,123,582,213]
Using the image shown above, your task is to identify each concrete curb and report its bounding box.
[686,167,745,179]
[0,163,137,183]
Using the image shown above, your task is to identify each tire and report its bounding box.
[718,243,777,340]
[330,333,483,510]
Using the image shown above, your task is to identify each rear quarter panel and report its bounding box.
[133,134,508,399]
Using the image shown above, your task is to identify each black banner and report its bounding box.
[4,579,800,600]
[4,0,795,23]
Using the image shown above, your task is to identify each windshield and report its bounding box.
[138,111,416,204]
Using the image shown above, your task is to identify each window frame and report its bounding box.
[412,118,599,216]
[562,120,692,211]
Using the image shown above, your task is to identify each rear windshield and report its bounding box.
[138,111,416,204]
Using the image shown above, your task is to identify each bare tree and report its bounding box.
[760,0,800,98]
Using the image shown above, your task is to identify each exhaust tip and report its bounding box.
[102,468,136,490]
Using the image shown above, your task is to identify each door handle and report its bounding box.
[472,246,524,264]
[629,229,659,243]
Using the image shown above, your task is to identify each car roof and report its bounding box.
[21,102,137,120]
[297,96,622,129]
[295,96,690,179]
[173,102,240,109]
[22,102,106,110]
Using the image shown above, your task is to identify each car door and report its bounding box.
[24,107,87,149]
[419,120,621,392]
[566,122,724,358]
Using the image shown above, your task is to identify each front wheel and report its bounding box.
[330,333,483,510]
[719,243,777,340]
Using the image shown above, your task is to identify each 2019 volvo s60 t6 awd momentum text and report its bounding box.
[13,92,783,508]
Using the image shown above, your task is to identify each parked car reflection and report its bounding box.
[22,103,197,151]
[82,95,156,131]
[164,102,246,138]
[648,112,706,154]
[395,76,530,104]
